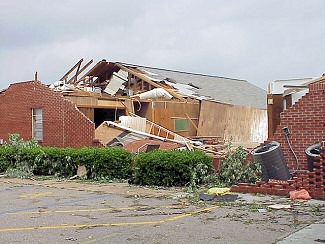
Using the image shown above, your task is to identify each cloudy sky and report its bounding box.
[1,0,325,90]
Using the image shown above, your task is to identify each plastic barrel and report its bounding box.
[305,142,321,171]
[251,141,291,182]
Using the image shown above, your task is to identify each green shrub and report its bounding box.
[34,147,133,180]
[133,150,213,187]
[0,134,133,180]
[1,134,39,178]
[0,147,13,172]
[34,147,76,177]
[74,147,133,180]
[216,145,261,186]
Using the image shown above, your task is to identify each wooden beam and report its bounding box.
[115,63,185,100]
[185,113,202,136]
[134,76,138,93]
[67,59,93,84]
[77,104,125,109]
[59,58,83,81]
[77,60,105,84]
[127,73,131,91]
[73,61,82,84]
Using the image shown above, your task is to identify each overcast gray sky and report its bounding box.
[1,0,324,90]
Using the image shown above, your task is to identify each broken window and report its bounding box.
[174,119,189,132]
[32,108,43,141]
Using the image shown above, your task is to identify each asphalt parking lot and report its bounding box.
[0,179,324,244]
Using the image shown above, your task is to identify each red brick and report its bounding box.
[0,81,95,147]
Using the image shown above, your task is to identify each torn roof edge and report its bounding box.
[116,61,247,82]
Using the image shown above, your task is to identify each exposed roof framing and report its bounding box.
[115,63,185,100]
[67,59,93,84]
[59,58,83,81]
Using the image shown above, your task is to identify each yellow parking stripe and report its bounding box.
[0,206,219,232]
[7,205,185,215]
[20,192,52,199]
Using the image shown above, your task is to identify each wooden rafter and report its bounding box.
[67,59,93,84]
[59,58,83,81]
[115,63,185,100]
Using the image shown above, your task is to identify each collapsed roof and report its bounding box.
[52,59,267,109]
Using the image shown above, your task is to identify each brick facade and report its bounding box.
[0,81,95,147]
[268,82,325,170]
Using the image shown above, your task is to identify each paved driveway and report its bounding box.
[0,179,324,244]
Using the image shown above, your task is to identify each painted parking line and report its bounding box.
[20,192,52,198]
[0,206,219,232]
[7,204,184,215]
[0,194,110,216]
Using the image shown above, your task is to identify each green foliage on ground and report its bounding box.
[213,143,261,187]
[133,149,213,187]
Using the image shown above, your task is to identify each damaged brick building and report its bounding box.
[0,81,95,147]
[0,59,267,149]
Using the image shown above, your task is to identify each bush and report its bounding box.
[0,147,13,172]
[0,134,133,180]
[74,147,133,180]
[216,145,261,186]
[1,134,40,178]
[133,150,213,187]
[34,147,133,180]
[34,147,76,177]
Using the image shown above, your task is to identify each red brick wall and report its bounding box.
[269,82,325,170]
[0,81,95,147]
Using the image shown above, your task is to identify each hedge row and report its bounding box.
[0,145,213,186]
[0,134,214,186]
[0,146,133,180]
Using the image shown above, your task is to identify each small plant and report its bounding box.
[187,162,211,193]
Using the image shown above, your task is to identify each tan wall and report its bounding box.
[198,100,267,143]
[95,122,124,145]
[151,100,200,137]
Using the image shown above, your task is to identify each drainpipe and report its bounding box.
[283,127,299,171]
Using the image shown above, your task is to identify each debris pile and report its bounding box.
[231,149,325,199]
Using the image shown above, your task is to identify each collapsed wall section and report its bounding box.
[0,81,95,147]
[269,82,325,170]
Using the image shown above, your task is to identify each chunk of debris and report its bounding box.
[289,189,311,201]
[268,204,292,210]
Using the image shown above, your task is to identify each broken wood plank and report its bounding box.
[67,59,93,84]
[59,58,83,81]
[116,63,185,100]
[185,112,202,136]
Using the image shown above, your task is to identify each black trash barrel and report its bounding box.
[251,141,291,182]
[305,142,321,171]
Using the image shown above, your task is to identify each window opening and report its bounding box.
[32,108,43,141]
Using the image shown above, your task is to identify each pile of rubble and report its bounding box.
[231,150,325,199]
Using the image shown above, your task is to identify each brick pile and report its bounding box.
[231,152,325,199]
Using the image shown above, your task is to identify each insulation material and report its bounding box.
[104,71,127,95]
[120,116,146,132]
[137,88,173,100]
